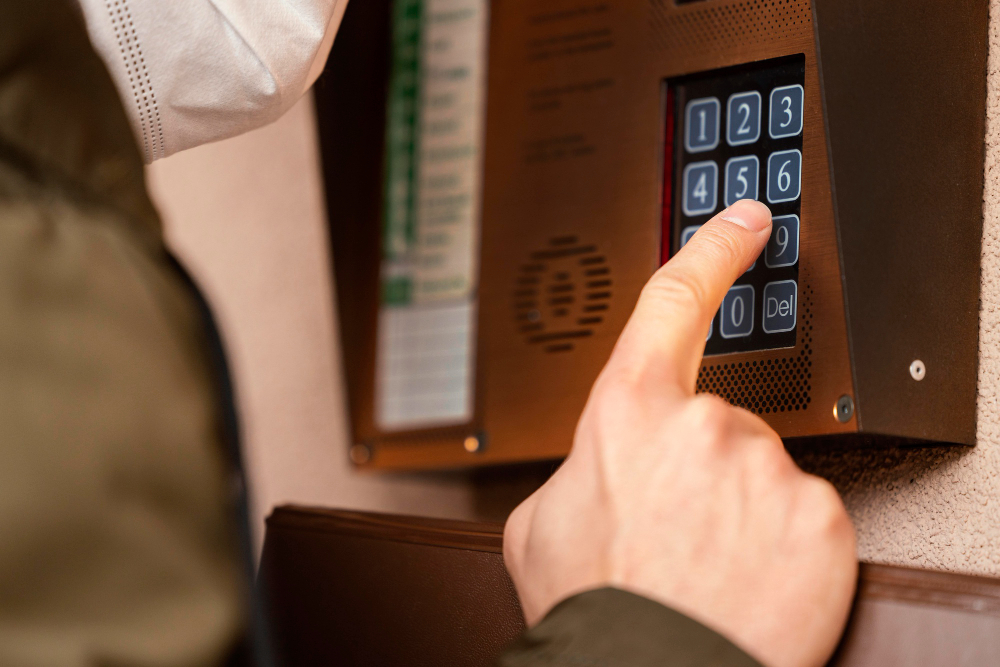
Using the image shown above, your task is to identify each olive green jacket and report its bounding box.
[0,2,758,666]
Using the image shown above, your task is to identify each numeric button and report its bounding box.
[769,84,804,139]
[763,280,798,333]
[685,98,720,153]
[682,161,718,216]
[767,150,801,203]
[724,155,759,206]
[680,225,701,248]
[720,285,755,338]
[765,215,800,268]
[727,91,761,146]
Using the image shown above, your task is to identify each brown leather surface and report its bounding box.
[259,506,1000,666]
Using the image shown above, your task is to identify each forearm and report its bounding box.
[498,588,761,667]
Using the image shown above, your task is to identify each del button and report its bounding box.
[763,280,797,334]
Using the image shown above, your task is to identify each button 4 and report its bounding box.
[682,161,718,216]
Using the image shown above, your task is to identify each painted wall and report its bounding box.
[150,0,1000,574]
[146,97,477,557]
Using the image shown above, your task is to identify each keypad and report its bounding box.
[665,56,804,355]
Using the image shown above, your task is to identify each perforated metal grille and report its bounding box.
[513,237,611,353]
[650,0,812,52]
[696,284,815,414]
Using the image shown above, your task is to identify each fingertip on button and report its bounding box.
[720,199,772,233]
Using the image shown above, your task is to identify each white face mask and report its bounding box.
[77,0,348,163]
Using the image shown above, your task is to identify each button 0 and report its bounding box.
[724,155,759,207]
[720,285,754,338]
[685,97,720,153]
[682,161,718,216]
[769,84,804,139]
[727,91,761,146]
[765,215,799,268]
[763,280,797,333]
[767,150,801,204]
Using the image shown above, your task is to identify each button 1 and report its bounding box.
[720,285,755,338]
[765,215,799,268]
[682,161,718,216]
[685,97,721,153]
[727,91,762,146]
[769,84,804,139]
[724,155,759,207]
[763,280,797,333]
[766,149,802,204]
[680,225,701,248]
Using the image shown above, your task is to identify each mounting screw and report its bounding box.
[463,433,486,454]
[909,359,926,381]
[349,443,372,465]
[834,395,854,423]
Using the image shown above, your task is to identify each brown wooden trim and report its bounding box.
[266,506,505,554]
[858,562,1000,616]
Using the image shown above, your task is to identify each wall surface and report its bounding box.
[796,0,1000,576]
[146,97,477,556]
[150,1,1000,576]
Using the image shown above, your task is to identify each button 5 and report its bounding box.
[724,155,759,207]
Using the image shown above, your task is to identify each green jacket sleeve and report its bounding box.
[498,588,762,667]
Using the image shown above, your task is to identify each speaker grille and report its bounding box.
[696,283,814,413]
[514,237,611,353]
[650,0,812,52]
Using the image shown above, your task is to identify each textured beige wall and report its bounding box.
[150,3,1000,575]
[146,96,477,556]
[796,1,1000,576]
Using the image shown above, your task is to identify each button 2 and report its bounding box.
[769,84,804,139]
[727,91,761,146]
[763,280,797,333]
[765,215,799,268]
[724,155,759,207]
[682,161,718,216]
[685,98,720,153]
[720,285,754,338]
[767,150,801,204]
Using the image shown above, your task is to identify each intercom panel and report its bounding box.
[316,0,987,470]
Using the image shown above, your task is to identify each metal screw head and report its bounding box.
[909,359,926,381]
[463,435,483,453]
[349,443,372,465]
[834,395,855,423]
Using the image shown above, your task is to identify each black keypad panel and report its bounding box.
[663,55,804,355]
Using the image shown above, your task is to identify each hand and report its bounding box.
[503,200,857,667]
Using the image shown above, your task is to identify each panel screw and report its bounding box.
[909,359,926,381]
[463,435,484,454]
[834,395,854,423]
[349,443,372,465]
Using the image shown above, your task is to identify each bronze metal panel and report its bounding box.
[339,0,857,470]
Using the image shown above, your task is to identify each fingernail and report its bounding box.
[720,200,771,232]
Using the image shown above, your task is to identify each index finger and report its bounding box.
[608,199,772,394]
